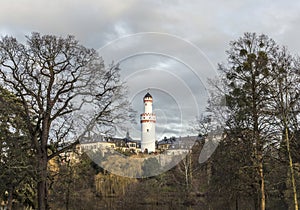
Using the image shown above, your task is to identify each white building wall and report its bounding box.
[144,100,152,113]
[141,120,156,152]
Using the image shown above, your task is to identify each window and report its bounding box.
[147,129,149,132]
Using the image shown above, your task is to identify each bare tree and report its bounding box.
[0,32,131,209]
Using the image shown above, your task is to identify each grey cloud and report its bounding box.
[1,0,300,138]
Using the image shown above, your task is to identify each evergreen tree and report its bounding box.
[0,86,35,209]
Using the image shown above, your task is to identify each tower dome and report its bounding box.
[144,92,152,99]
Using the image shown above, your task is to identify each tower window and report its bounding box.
[147,129,149,132]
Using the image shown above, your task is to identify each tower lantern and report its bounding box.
[140,92,156,153]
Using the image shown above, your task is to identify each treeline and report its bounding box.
[0,32,299,210]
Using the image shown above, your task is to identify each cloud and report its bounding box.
[2,0,300,54]
[1,0,300,138]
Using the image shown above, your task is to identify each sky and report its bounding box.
[1,0,300,140]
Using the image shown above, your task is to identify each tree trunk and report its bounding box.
[285,127,299,210]
[37,154,48,210]
[251,67,266,210]
[279,78,299,210]
[37,110,51,210]
[258,160,266,210]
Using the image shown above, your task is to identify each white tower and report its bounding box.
[140,92,156,153]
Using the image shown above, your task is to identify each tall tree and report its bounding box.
[219,32,282,210]
[0,33,130,209]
